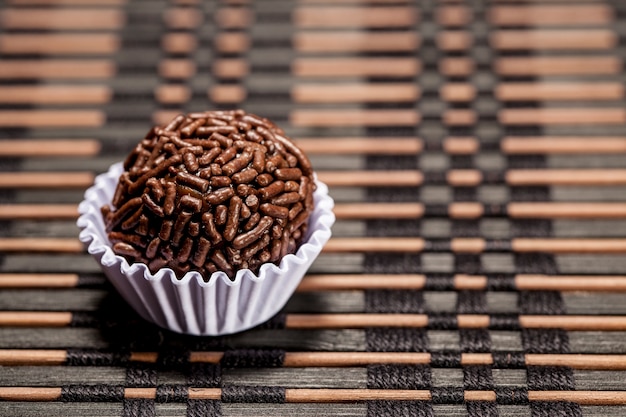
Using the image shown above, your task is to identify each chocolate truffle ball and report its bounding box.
[102,110,315,279]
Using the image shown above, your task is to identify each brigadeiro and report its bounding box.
[78,110,334,335]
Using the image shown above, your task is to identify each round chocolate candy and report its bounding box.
[102,110,315,279]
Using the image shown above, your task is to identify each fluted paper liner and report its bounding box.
[78,163,334,336]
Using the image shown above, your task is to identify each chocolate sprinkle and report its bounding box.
[102,110,315,279]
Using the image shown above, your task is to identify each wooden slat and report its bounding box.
[6,311,626,331]
[0,85,111,104]
[0,60,115,79]
[162,33,197,54]
[499,108,626,125]
[440,83,476,102]
[0,139,100,157]
[316,169,626,187]
[491,30,616,50]
[501,137,626,154]
[0,274,79,288]
[292,57,420,77]
[164,7,204,29]
[489,5,611,26]
[292,83,419,103]
[209,85,247,103]
[0,204,78,219]
[295,138,422,154]
[437,31,472,50]
[0,34,119,55]
[495,56,621,76]
[212,58,249,78]
[0,9,125,30]
[0,111,104,127]
[439,57,474,76]
[214,33,250,53]
[436,5,471,26]
[323,237,626,254]
[291,110,419,127]
[215,7,253,29]
[159,59,197,79]
[294,6,417,28]
[154,85,191,104]
[0,238,84,253]
[1,386,626,405]
[294,32,419,52]
[496,82,624,101]
[4,349,626,370]
[298,274,626,292]
[0,172,94,188]
[7,0,124,4]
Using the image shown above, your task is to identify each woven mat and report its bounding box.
[1,0,626,416]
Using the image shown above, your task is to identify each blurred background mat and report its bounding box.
[1,0,626,416]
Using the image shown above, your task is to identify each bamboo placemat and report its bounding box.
[1,0,626,416]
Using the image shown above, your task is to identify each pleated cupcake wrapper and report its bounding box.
[77,163,335,336]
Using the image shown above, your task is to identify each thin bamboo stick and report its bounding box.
[0,85,111,104]
[496,82,624,101]
[1,272,624,292]
[1,387,626,404]
[4,349,626,370]
[0,172,94,188]
[0,237,624,255]
[291,109,420,127]
[0,60,115,79]
[7,0,125,4]
[0,9,125,30]
[292,83,420,103]
[0,111,105,127]
[294,137,626,155]
[324,237,626,254]
[0,34,120,55]
[0,238,84,253]
[0,140,101,157]
[499,108,626,125]
[495,56,620,76]
[293,32,420,52]
[488,5,611,26]
[292,57,420,77]
[7,312,626,330]
[294,6,418,28]
[0,204,78,219]
[490,30,616,50]
[316,169,626,186]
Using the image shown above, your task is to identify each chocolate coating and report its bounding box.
[103,110,315,279]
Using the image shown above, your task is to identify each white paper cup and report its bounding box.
[77,162,334,336]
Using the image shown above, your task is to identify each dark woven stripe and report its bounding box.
[423,239,451,252]
[366,327,428,352]
[492,351,526,368]
[69,311,100,327]
[221,386,285,403]
[367,401,433,417]
[454,254,482,274]
[485,239,512,252]
[76,274,107,288]
[527,366,576,391]
[486,275,516,291]
[495,387,529,405]
[123,399,156,417]
[155,384,188,402]
[189,363,221,388]
[60,384,125,402]
[367,364,431,389]
[459,329,492,353]
[430,351,461,368]
[157,348,190,370]
[522,329,570,354]
[483,204,507,216]
[531,402,583,417]
[65,349,129,366]
[489,313,521,330]
[428,313,457,330]
[431,387,464,404]
[221,349,285,368]
[466,401,499,417]
[423,204,448,217]
[456,291,487,314]
[463,365,494,390]
[125,363,157,388]
[186,400,222,417]
[364,253,422,273]
[424,274,454,291]
[365,290,425,313]
[520,291,565,315]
